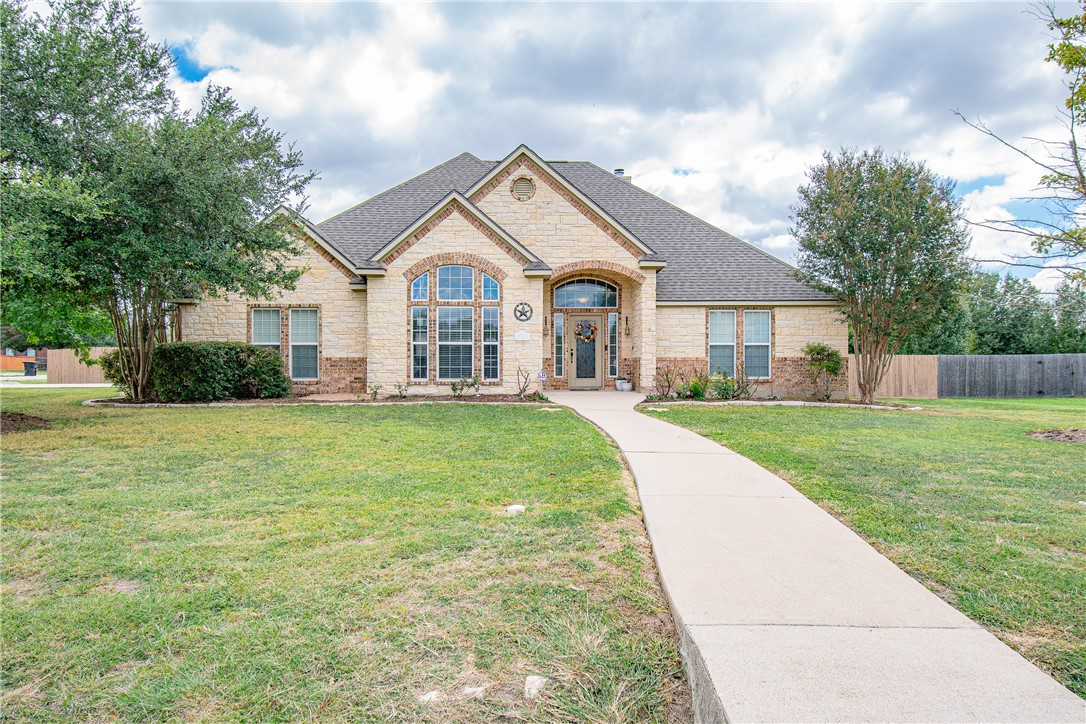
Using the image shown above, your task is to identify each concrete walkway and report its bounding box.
[549,390,1085,723]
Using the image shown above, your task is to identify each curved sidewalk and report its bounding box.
[549,391,1084,723]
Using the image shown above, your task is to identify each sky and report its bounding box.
[136,1,1076,291]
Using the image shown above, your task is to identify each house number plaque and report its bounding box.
[514,303,533,321]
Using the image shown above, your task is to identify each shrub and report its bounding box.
[709,373,735,399]
[94,350,133,398]
[653,365,680,397]
[151,342,290,403]
[803,342,844,401]
[450,375,480,398]
[686,367,709,399]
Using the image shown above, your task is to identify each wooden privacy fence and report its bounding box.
[937,354,1086,398]
[848,353,1086,399]
[47,347,113,385]
[848,354,939,399]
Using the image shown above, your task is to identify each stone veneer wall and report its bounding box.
[366,208,543,395]
[473,159,658,389]
[179,242,368,395]
[653,304,848,397]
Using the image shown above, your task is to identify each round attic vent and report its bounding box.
[511,176,536,201]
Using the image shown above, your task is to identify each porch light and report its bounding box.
[624,316,631,336]
[543,316,549,337]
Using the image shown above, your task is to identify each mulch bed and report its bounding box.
[1027,428,1086,443]
[1,412,50,434]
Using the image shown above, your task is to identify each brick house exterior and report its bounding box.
[178,145,847,396]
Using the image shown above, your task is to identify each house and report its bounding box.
[178,145,846,395]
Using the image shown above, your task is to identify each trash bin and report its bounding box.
[23,361,37,377]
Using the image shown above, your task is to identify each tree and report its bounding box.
[966,271,1058,354]
[791,148,970,404]
[959,1,1086,284]
[1051,280,1086,351]
[1,0,315,398]
[896,291,971,355]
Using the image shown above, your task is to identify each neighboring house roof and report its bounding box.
[316,150,832,303]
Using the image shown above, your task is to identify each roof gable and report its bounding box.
[373,191,544,271]
[466,145,655,258]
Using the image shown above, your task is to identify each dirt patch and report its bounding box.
[0,412,50,434]
[95,579,143,595]
[1027,428,1086,443]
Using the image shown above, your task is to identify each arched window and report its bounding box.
[409,265,501,383]
[554,279,617,308]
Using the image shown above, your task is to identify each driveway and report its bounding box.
[549,390,1085,723]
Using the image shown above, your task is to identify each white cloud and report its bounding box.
[136,0,1071,280]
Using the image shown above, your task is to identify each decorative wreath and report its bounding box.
[574,321,597,343]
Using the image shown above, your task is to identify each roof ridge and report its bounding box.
[556,160,806,277]
[317,152,488,227]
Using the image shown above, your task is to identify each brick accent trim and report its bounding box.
[289,223,356,280]
[550,260,645,284]
[403,252,508,283]
[382,202,529,267]
[470,157,645,259]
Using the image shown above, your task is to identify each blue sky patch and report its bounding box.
[672,167,695,177]
[171,44,218,82]
[955,174,1006,197]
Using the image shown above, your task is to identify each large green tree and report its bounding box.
[791,148,970,403]
[1,0,315,398]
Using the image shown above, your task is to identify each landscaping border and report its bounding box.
[82,397,555,408]
[639,400,920,410]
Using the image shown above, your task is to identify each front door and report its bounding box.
[569,314,604,389]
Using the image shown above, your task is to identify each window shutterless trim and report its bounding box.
[607,312,618,377]
[251,308,281,352]
[437,306,474,381]
[289,308,319,381]
[411,306,428,381]
[482,306,499,381]
[708,309,736,376]
[554,313,564,377]
[743,310,772,379]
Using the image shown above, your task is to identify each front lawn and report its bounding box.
[642,397,1086,698]
[2,390,689,721]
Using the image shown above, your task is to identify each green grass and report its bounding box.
[642,397,1086,697]
[2,390,689,722]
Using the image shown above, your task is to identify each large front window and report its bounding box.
[411,264,501,383]
[554,279,617,308]
[289,308,319,380]
[438,307,474,380]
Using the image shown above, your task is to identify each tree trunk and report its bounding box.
[107,285,167,400]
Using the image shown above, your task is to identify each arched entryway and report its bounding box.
[543,262,646,390]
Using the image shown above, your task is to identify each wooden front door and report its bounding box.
[568,314,604,389]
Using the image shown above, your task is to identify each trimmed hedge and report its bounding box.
[153,342,290,402]
[96,342,290,402]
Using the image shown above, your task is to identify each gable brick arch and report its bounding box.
[402,252,509,282]
[548,260,645,285]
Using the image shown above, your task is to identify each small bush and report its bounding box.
[686,367,709,399]
[152,342,289,403]
[94,350,132,398]
[450,375,480,398]
[803,342,844,401]
[709,373,735,399]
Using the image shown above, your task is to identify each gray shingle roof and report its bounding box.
[317,151,831,303]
